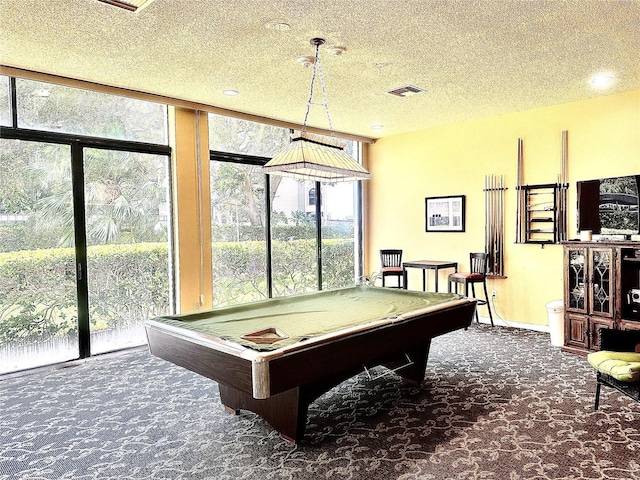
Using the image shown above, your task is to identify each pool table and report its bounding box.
[144,285,476,443]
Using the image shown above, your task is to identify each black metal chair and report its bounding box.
[447,252,494,326]
[380,249,403,288]
[587,328,640,410]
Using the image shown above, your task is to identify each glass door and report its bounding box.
[566,247,587,312]
[0,139,78,373]
[83,148,172,354]
[589,247,614,318]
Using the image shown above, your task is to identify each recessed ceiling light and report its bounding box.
[326,46,347,56]
[297,56,316,67]
[223,90,239,96]
[371,124,384,130]
[590,73,614,89]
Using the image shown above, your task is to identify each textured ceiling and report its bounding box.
[1,0,639,139]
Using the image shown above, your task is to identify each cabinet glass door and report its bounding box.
[589,248,614,317]
[567,248,586,311]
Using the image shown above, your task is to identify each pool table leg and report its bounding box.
[218,384,307,443]
[387,340,431,386]
[218,340,432,443]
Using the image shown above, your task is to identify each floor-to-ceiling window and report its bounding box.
[208,113,364,307]
[0,139,78,371]
[208,115,289,305]
[0,76,172,374]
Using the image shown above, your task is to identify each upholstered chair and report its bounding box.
[447,252,494,326]
[587,328,640,409]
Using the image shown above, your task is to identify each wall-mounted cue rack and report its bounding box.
[485,174,507,277]
[518,183,567,244]
[515,131,569,246]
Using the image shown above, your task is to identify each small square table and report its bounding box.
[402,260,458,292]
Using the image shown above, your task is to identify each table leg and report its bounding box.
[434,268,439,292]
[403,268,408,289]
[219,384,307,443]
[422,270,426,291]
[389,341,431,385]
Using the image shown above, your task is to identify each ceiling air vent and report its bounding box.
[386,85,425,97]
[97,0,156,12]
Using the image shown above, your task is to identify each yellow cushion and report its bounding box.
[587,350,640,382]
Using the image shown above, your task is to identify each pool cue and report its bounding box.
[485,175,490,263]
[560,130,569,241]
[489,175,497,273]
[493,174,499,274]
[516,138,524,243]
[498,174,504,276]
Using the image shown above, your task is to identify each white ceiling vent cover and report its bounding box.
[386,85,425,97]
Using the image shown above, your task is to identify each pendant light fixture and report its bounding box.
[262,38,371,183]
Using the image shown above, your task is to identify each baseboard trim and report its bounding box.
[476,316,550,333]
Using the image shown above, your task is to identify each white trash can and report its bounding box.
[546,300,564,347]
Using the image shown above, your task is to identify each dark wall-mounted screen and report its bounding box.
[577,174,640,235]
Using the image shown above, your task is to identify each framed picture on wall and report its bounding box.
[425,195,465,232]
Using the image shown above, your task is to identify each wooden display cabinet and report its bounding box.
[562,242,640,354]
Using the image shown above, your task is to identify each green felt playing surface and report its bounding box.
[151,285,461,351]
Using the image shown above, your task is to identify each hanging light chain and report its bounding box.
[301,41,319,132]
[301,38,334,136]
[315,43,334,135]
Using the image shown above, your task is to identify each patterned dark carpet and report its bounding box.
[1,324,639,480]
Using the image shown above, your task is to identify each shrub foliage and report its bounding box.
[0,239,354,346]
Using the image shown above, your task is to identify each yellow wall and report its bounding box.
[365,89,640,327]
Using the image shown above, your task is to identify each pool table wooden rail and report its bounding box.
[145,297,476,443]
